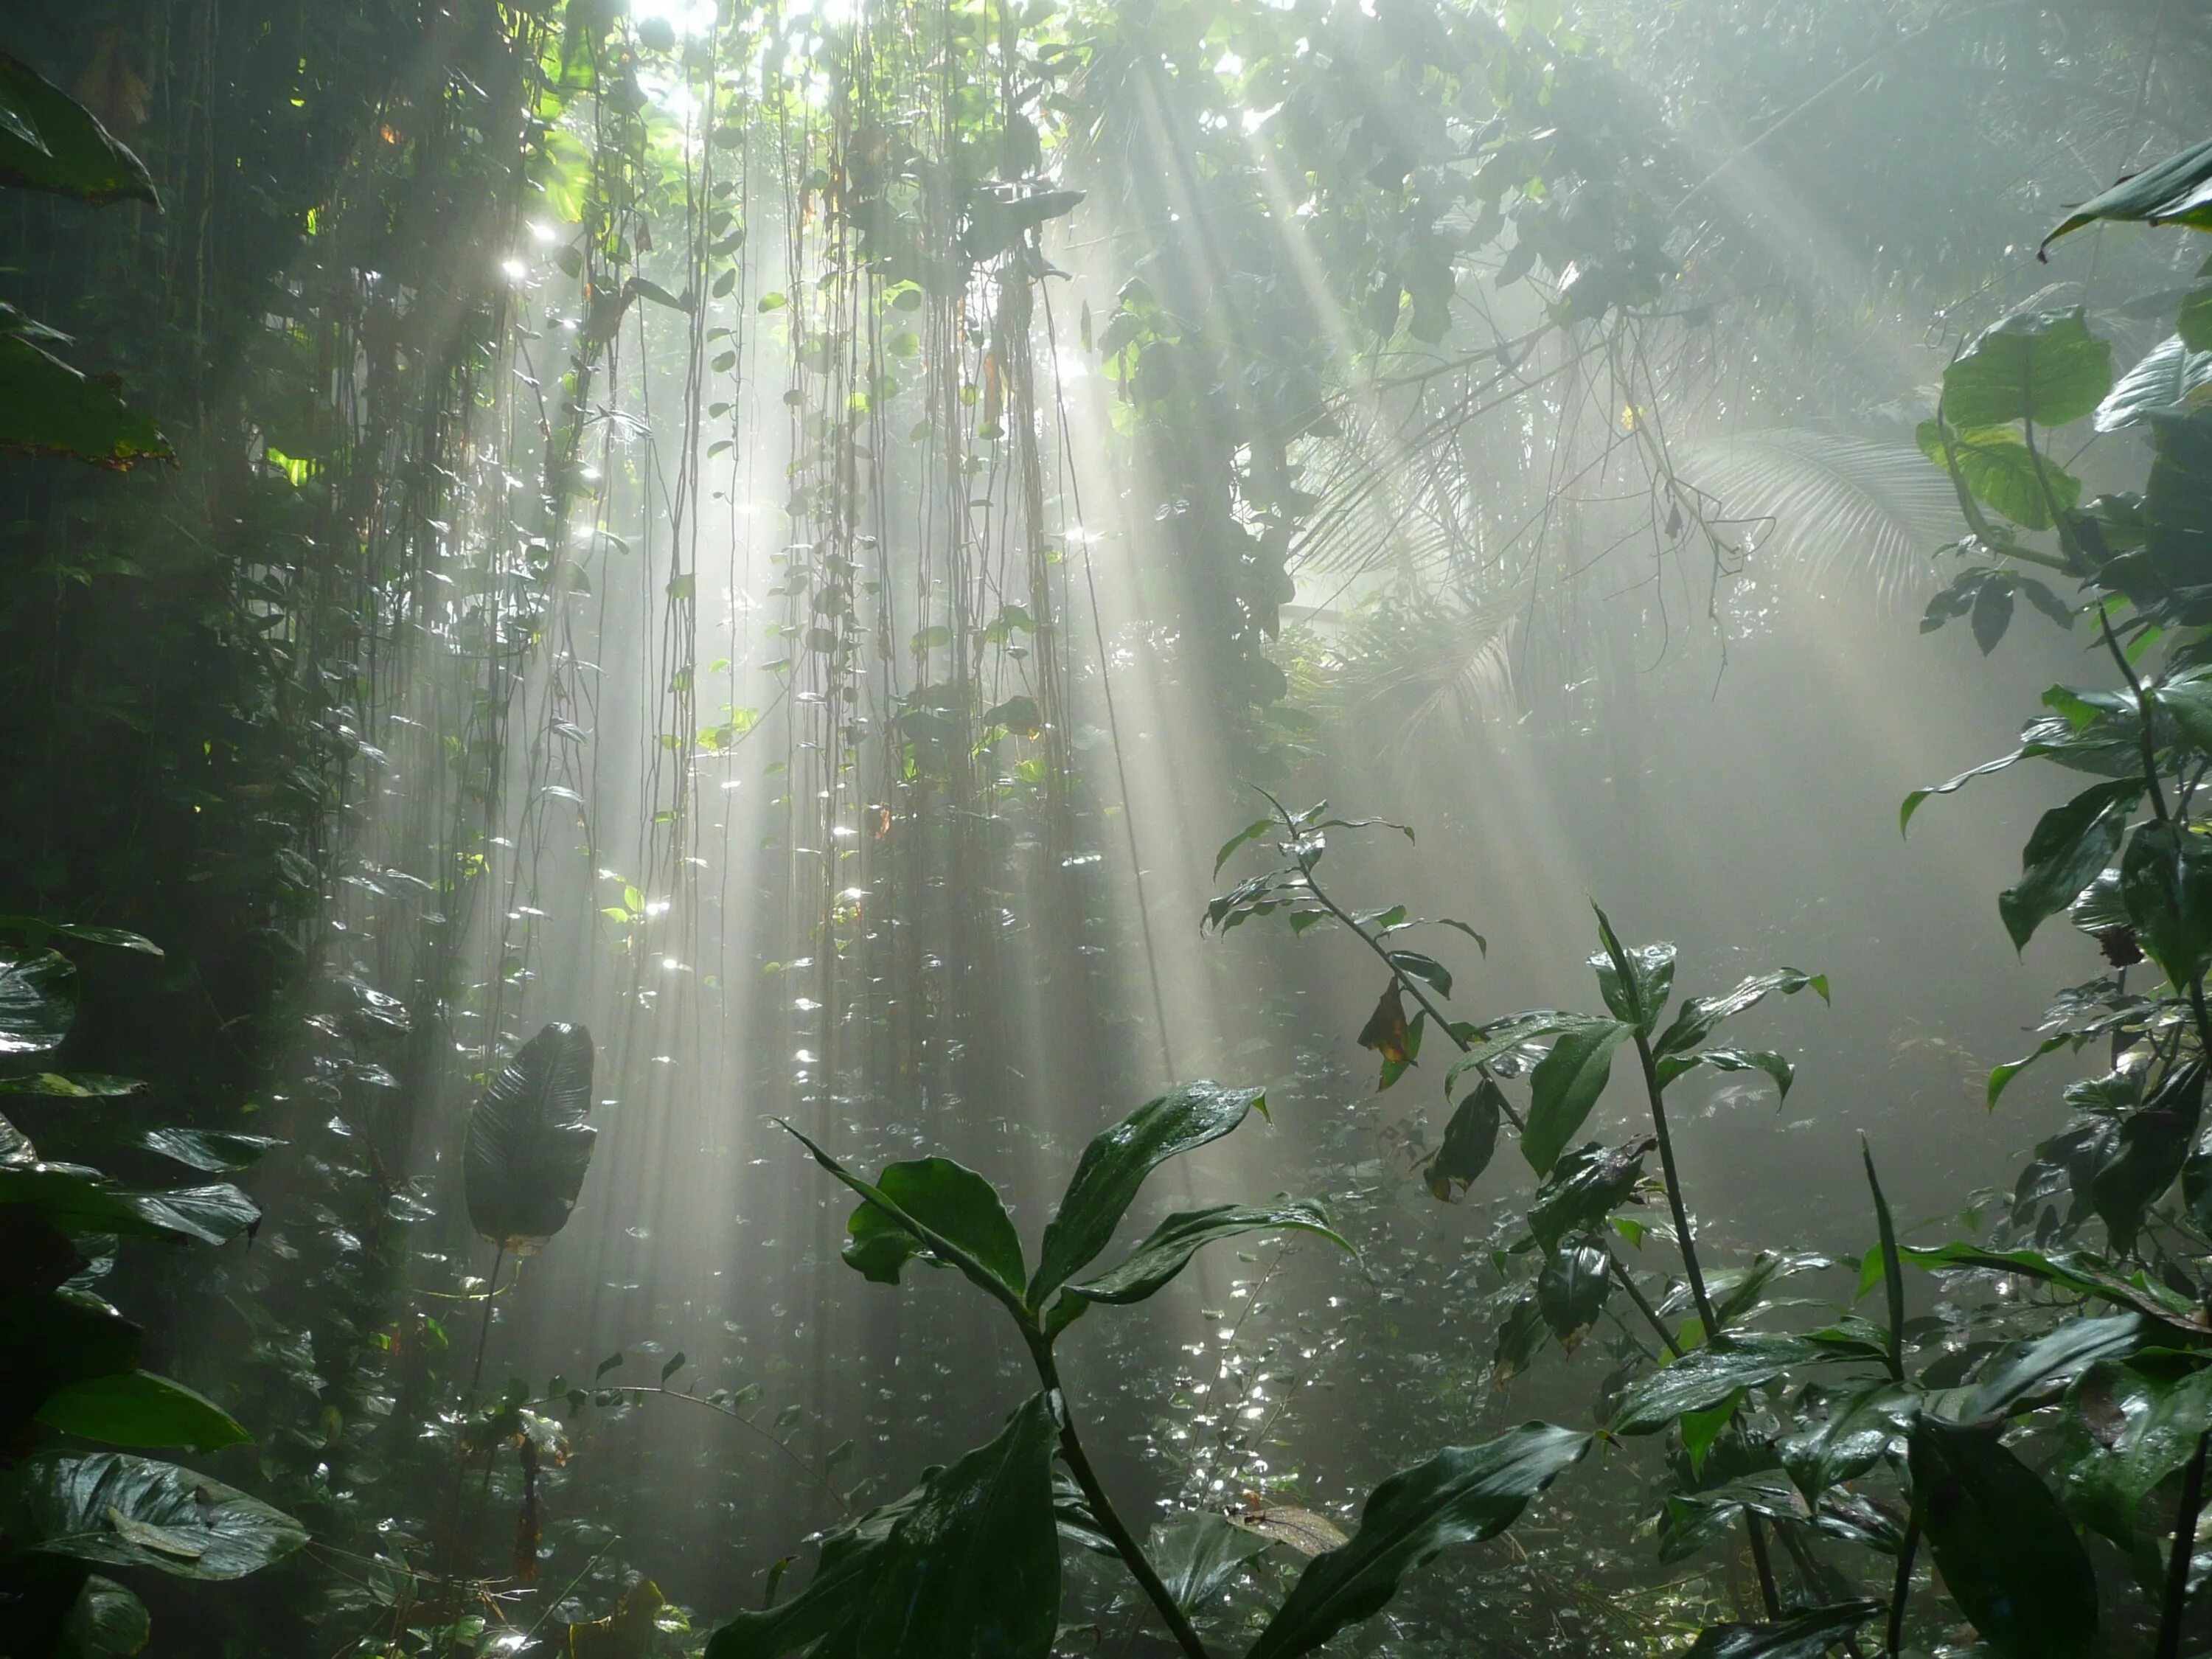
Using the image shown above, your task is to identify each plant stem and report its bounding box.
[1745,1512,1781,1621]
[1627,1025,1720,1339]
[1026,1336,1211,1659]
[1885,1501,1921,1658]
[2157,1429,2211,1659]
[467,1243,505,1403]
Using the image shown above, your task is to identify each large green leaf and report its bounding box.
[2097,334,2212,432]
[2051,1359,2212,1548]
[1965,1313,2144,1421]
[1941,309,2115,428]
[1424,1076,1503,1200]
[1029,1082,1264,1303]
[0,947,77,1054]
[1998,781,2141,950]
[1051,1200,1348,1333]
[136,1128,284,1174]
[0,335,172,470]
[1681,1601,1881,1659]
[707,1395,1059,1659]
[1916,420,2080,529]
[1909,1415,2098,1659]
[2089,1062,2203,1253]
[464,1022,597,1255]
[2045,136,2212,250]
[37,1371,248,1453]
[0,1168,257,1245]
[0,53,158,204]
[1245,1423,1590,1659]
[1148,1512,1274,1614]
[7,1453,305,1580]
[1520,1018,1632,1175]
[1588,909,1675,1032]
[1,1291,140,1439]
[1610,1335,1815,1436]
[844,1156,1026,1300]
[2121,823,2212,988]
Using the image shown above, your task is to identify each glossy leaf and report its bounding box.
[1029,1081,1263,1302]
[464,1022,597,1255]
[1965,1313,2144,1422]
[1682,1600,1881,1659]
[1909,1414,2098,1659]
[136,1129,284,1174]
[0,947,77,1054]
[2045,136,2212,250]
[1536,1239,1610,1352]
[1520,1018,1632,1175]
[2052,1359,2212,1547]
[37,1372,249,1453]
[1941,308,2115,428]
[1998,780,2140,950]
[9,1453,305,1579]
[2097,334,2212,432]
[1651,970,1825,1060]
[1589,909,1674,1032]
[2088,1060,2202,1254]
[0,53,158,203]
[1052,1200,1348,1331]
[1245,1423,1590,1659]
[61,1573,149,1658]
[1528,1138,1652,1253]
[1779,1380,1916,1502]
[844,1157,1026,1301]
[1610,1335,1815,1436]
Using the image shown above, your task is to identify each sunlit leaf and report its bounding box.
[10,1452,305,1579]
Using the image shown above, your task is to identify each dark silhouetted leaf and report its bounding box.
[1909,1414,2098,1659]
[1999,780,2141,950]
[37,1371,248,1453]
[0,335,171,469]
[464,1023,597,1255]
[0,53,157,203]
[1537,1239,1610,1352]
[1682,1599,1881,1659]
[1245,1423,1590,1659]
[1425,1077,1503,1200]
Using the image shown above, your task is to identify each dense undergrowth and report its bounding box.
[8,2,2212,1658]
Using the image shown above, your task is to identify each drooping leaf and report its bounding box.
[7,1453,305,1579]
[844,1156,1026,1301]
[1223,1500,1349,1556]
[1536,1239,1610,1352]
[0,336,171,469]
[1681,1600,1882,1659]
[1244,1423,1590,1659]
[1941,308,2115,429]
[1490,1295,1549,1388]
[1998,780,2142,951]
[1148,1512,1274,1613]
[2121,822,2212,987]
[2044,136,2212,251]
[1051,1200,1348,1332]
[0,53,158,203]
[1908,1414,2098,1659]
[1355,983,1413,1077]
[1030,1082,1263,1303]
[706,1395,1059,1659]
[464,1022,597,1255]
[1964,1313,2144,1422]
[0,947,77,1054]
[36,1372,248,1453]
[1424,1077,1503,1200]
[1610,1336,1815,1436]
[1520,1018,1632,1176]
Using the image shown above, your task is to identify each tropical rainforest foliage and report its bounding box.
[8,1,2212,1657]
